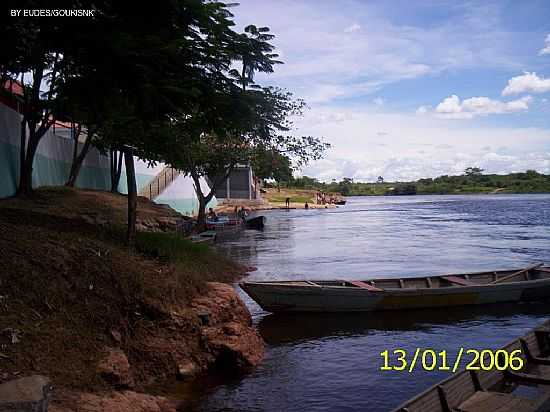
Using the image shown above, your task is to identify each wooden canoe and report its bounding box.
[240,264,550,313]
[392,319,550,412]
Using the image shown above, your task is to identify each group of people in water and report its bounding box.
[315,191,339,205]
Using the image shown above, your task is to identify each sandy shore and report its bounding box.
[215,201,336,214]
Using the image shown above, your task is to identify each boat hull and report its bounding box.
[392,319,550,412]
[245,215,266,230]
[241,275,550,313]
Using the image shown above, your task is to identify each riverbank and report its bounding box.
[0,187,263,411]
[215,188,338,214]
[287,170,550,196]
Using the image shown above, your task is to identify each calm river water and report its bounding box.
[189,195,550,411]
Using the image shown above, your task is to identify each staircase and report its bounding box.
[138,167,181,200]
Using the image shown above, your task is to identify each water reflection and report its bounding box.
[202,195,550,412]
[258,302,550,346]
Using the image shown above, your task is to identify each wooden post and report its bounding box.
[248,166,252,200]
[226,174,231,200]
[124,147,137,247]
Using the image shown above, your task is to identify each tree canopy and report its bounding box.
[1,0,330,238]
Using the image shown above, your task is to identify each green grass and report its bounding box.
[137,231,209,259]
[135,232,244,294]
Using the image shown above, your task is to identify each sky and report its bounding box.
[231,0,550,182]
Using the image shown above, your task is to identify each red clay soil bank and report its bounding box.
[0,188,264,411]
[52,282,263,411]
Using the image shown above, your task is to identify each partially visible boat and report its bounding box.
[240,263,550,313]
[245,215,266,230]
[335,200,346,205]
[206,215,243,235]
[392,319,550,412]
[190,230,216,244]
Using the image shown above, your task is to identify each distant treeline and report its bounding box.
[286,169,550,196]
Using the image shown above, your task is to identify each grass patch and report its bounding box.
[137,231,210,259]
[135,231,247,305]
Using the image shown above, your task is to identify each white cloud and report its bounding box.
[302,152,550,182]
[344,23,361,33]
[539,34,550,55]
[502,72,550,96]
[416,105,431,114]
[372,97,385,106]
[295,107,550,181]
[417,94,532,119]
[233,0,527,105]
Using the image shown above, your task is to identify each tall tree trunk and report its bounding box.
[110,149,123,193]
[18,73,26,177]
[17,135,40,196]
[66,131,91,187]
[16,63,48,196]
[19,117,27,188]
[190,172,214,233]
[196,194,207,233]
[124,147,137,247]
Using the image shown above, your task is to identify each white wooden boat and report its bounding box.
[240,263,550,313]
[393,319,550,412]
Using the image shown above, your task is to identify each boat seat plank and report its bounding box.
[457,391,540,412]
[442,275,478,286]
[506,370,550,385]
[347,280,383,292]
[491,263,544,285]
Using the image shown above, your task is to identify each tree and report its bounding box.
[0,11,75,195]
[337,177,353,196]
[464,167,484,176]
[229,25,282,91]
[162,19,328,230]
[292,176,320,189]
[65,122,92,188]
[2,2,329,243]
[166,86,329,230]
[252,148,293,191]
[2,0,245,244]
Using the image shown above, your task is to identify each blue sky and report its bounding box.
[232,0,550,181]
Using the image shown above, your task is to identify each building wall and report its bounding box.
[0,102,215,216]
[214,166,256,200]
[0,103,110,198]
[118,160,217,216]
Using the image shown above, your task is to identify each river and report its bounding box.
[190,195,550,411]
